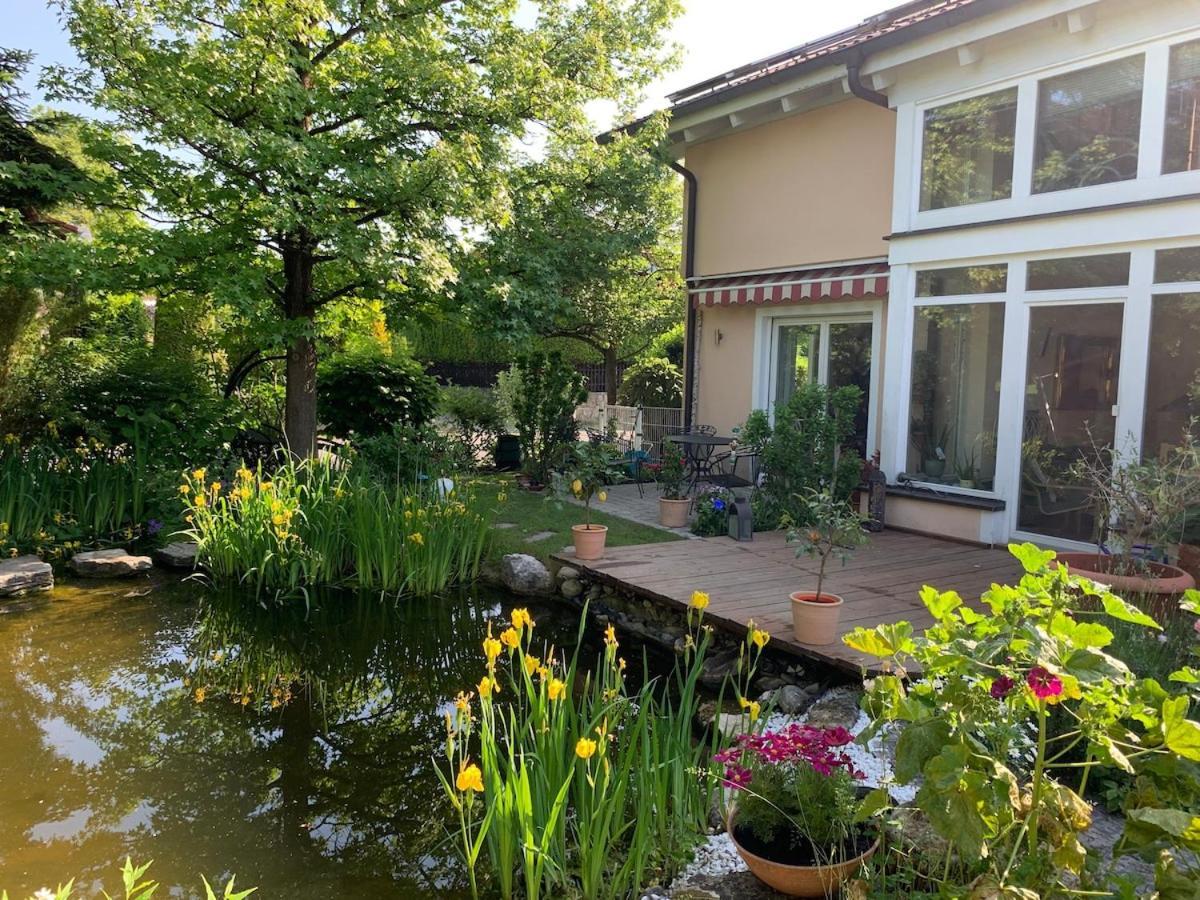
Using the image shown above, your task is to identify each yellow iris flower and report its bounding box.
[690,591,710,610]
[575,737,598,760]
[456,761,484,793]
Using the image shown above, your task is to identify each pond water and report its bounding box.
[0,574,588,898]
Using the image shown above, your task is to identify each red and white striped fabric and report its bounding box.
[689,262,889,308]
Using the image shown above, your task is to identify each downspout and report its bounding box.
[844,51,890,108]
[668,159,698,431]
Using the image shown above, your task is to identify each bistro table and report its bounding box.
[666,432,735,496]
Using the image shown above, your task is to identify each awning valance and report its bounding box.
[689,262,889,308]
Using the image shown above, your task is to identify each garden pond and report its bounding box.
[0,573,592,898]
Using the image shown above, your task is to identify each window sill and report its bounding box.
[886,483,1006,511]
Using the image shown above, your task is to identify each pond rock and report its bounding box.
[560,577,583,599]
[153,541,198,570]
[498,553,553,597]
[555,565,579,582]
[805,686,863,731]
[773,682,822,716]
[69,548,153,578]
[0,556,53,598]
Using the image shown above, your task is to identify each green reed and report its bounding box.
[181,455,491,600]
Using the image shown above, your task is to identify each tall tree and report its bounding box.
[464,118,682,402]
[46,0,679,453]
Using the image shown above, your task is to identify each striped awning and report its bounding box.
[689,262,889,308]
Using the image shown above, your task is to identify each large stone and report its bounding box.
[69,548,153,578]
[774,683,822,716]
[153,541,198,570]
[498,553,553,597]
[698,652,738,689]
[677,872,788,899]
[0,556,53,597]
[805,686,863,731]
[556,565,580,582]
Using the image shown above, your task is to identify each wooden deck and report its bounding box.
[553,530,1022,674]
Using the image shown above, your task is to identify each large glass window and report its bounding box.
[920,88,1018,210]
[1144,294,1200,457]
[1034,56,1144,194]
[917,264,1008,297]
[773,323,820,409]
[1155,246,1200,284]
[1027,253,1131,290]
[907,304,1005,489]
[1164,39,1200,174]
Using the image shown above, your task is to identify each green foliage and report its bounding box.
[645,323,684,368]
[0,857,253,900]
[652,447,688,501]
[441,606,722,899]
[844,546,1200,897]
[317,350,438,440]
[181,456,490,600]
[616,357,682,408]
[691,488,734,537]
[558,441,624,527]
[733,750,859,853]
[786,487,868,600]
[752,383,863,528]
[439,386,505,460]
[508,351,588,484]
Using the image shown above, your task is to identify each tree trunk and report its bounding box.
[282,243,318,457]
[604,346,619,406]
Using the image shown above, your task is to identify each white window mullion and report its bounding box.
[1138,43,1170,180]
[997,259,1029,541]
[1115,249,1155,461]
[881,265,914,479]
[1011,78,1038,201]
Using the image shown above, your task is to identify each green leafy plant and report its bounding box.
[651,448,688,501]
[509,352,588,485]
[439,386,505,463]
[558,441,623,528]
[317,350,438,440]
[691,487,734,537]
[786,487,868,601]
[844,544,1200,897]
[615,357,682,408]
[0,858,254,900]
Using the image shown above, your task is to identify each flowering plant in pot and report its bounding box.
[714,724,875,897]
[557,441,621,560]
[654,449,690,527]
[786,487,868,644]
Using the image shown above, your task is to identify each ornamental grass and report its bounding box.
[180,455,490,600]
[439,600,771,900]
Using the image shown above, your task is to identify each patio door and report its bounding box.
[770,317,874,455]
[1016,303,1123,543]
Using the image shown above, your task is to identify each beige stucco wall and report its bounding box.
[684,99,895,277]
[692,303,758,436]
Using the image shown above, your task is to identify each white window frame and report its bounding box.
[750,300,884,456]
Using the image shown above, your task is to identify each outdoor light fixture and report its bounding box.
[727,495,753,541]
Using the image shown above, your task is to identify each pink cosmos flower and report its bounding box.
[1026,666,1063,700]
[990,675,1015,700]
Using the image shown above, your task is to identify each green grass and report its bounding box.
[476,477,681,564]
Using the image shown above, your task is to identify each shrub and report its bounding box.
[616,357,682,408]
[645,323,685,368]
[439,385,505,459]
[691,487,734,536]
[354,422,473,484]
[317,350,438,439]
[507,351,587,484]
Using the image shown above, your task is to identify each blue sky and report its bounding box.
[5,0,898,120]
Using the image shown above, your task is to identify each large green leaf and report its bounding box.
[1009,542,1057,574]
[894,719,952,784]
[1099,591,1161,629]
[921,586,963,622]
[842,621,914,658]
[1162,696,1200,761]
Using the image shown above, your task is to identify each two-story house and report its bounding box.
[667,0,1200,549]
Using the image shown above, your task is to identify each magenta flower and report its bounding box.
[1026,666,1063,700]
[990,675,1015,700]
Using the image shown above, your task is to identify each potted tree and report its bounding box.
[787,488,868,644]
[715,724,877,897]
[654,449,690,527]
[560,441,621,560]
[1063,432,1199,602]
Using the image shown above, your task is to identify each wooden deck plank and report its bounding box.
[553,530,1022,675]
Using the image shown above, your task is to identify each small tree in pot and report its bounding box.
[786,487,868,644]
[653,448,690,527]
[558,441,621,560]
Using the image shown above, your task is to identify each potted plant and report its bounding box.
[714,724,876,897]
[654,449,690,527]
[559,441,621,560]
[786,488,868,644]
[1180,505,1200,586]
[1063,431,1199,602]
[954,446,977,489]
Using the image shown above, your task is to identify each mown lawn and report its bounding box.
[473,477,681,564]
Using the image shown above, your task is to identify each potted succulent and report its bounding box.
[654,449,691,527]
[715,724,876,897]
[559,441,621,560]
[787,488,868,644]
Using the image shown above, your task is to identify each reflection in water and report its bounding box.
[0,576,581,898]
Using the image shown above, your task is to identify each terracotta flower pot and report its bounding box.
[1052,553,1195,596]
[571,524,608,560]
[659,497,691,528]
[790,591,844,645]
[1178,543,1200,586]
[727,807,877,897]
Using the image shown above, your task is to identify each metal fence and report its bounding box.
[575,396,684,459]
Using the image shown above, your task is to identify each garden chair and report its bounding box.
[614,436,652,498]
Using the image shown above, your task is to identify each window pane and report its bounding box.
[1034,56,1144,194]
[907,304,1005,489]
[828,322,872,456]
[916,264,1007,297]
[1164,39,1200,174]
[1144,294,1200,457]
[1027,253,1130,290]
[774,323,820,408]
[920,88,1017,210]
[1155,246,1200,283]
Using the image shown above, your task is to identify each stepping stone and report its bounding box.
[153,541,199,570]
[524,531,556,543]
[69,548,153,578]
[491,522,518,530]
[0,556,53,598]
